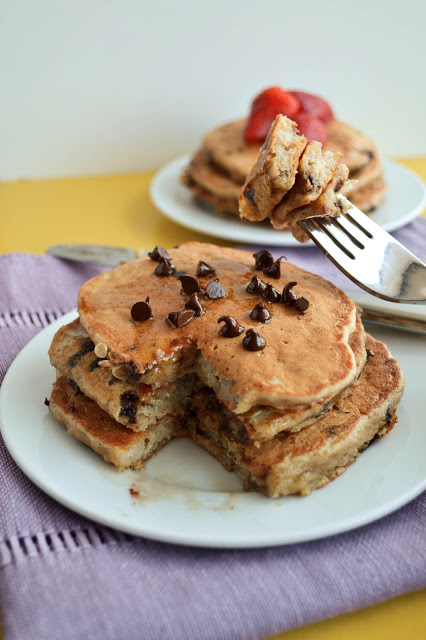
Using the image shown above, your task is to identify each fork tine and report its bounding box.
[338,195,380,237]
[300,219,357,267]
[328,215,367,249]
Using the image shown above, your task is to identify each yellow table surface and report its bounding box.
[0,158,425,640]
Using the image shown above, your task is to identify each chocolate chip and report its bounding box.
[123,362,141,385]
[178,274,200,295]
[155,257,176,277]
[218,316,245,338]
[67,378,81,396]
[119,392,138,424]
[167,309,195,328]
[263,256,286,279]
[185,293,204,317]
[148,245,172,261]
[131,298,153,322]
[196,261,216,277]
[67,339,94,368]
[44,397,50,407]
[250,301,270,323]
[246,274,266,295]
[282,281,298,305]
[243,328,266,351]
[294,296,310,312]
[90,357,103,372]
[205,278,226,299]
[262,283,282,303]
[244,187,256,205]
[253,250,274,270]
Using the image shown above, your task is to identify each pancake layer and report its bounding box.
[189,336,404,497]
[78,243,360,413]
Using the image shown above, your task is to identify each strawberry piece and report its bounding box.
[245,87,300,144]
[290,91,334,123]
[294,113,328,145]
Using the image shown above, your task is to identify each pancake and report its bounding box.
[324,120,377,173]
[184,148,242,200]
[181,172,240,216]
[348,152,383,191]
[49,319,194,432]
[203,118,262,182]
[239,115,307,221]
[350,177,387,213]
[285,161,351,241]
[78,243,360,414]
[238,315,366,440]
[270,140,341,229]
[189,336,404,497]
[49,376,186,470]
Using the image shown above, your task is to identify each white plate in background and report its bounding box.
[150,157,425,247]
[1,310,425,548]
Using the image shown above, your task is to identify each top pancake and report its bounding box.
[78,243,359,413]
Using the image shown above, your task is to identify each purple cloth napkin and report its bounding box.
[1,221,425,640]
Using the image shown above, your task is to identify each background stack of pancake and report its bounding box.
[182,89,386,222]
[47,243,404,498]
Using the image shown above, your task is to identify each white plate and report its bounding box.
[1,311,425,549]
[150,156,425,247]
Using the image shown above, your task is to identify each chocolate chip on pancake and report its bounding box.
[205,278,226,299]
[282,281,298,305]
[218,316,244,338]
[148,246,172,261]
[294,296,310,312]
[263,257,286,280]
[131,298,153,322]
[167,309,195,328]
[185,293,204,317]
[155,258,176,277]
[247,274,266,295]
[262,283,282,303]
[178,274,200,294]
[196,260,216,277]
[253,250,274,270]
[250,302,270,323]
[243,328,266,351]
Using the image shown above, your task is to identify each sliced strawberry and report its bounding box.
[290,91,334,123]
[245,87,300,144]
[294,113,328,145]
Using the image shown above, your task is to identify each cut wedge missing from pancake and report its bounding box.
[77,243,361,414]
[49,376,186,471]
[189,336,404,497]
[239,115,307,222]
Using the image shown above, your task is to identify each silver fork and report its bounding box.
[300,195,426,303]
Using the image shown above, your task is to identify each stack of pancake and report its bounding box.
[48,243,404,498]
[182,117,386,221]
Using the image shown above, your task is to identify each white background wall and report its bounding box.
[1,0,425,180]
